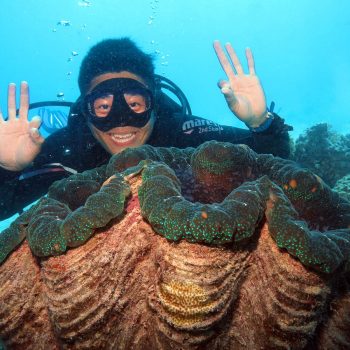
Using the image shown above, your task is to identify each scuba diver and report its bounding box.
[0,38,292,220]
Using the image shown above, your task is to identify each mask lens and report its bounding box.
[124,88,151,114]
[92,94,114,117]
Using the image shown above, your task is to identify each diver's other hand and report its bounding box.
[0,82,44,171]
[213,40,268,128]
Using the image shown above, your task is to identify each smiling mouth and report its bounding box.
[108,132,136,145]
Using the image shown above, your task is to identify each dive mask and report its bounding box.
[83,78,154,131]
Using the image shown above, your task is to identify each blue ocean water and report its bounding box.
[0,0,350,229]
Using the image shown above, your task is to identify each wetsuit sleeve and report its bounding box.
[0,165,70,220]
[171,113,292,158]
[0,167,22,220]
[0,128,77,221]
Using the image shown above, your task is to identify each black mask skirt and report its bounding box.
[83,78,154,132]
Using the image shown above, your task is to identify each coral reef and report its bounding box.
[293,123,350,187]
[1,141,350,349]
[333,174,350,202]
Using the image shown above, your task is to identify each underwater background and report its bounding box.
[0,0,350,230]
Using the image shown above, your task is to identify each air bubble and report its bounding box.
[57,92,65,100]
[57,20,71,26]
[78,0,91,6]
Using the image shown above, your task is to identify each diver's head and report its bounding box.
[78,38,156,94]
[78,38,156,155]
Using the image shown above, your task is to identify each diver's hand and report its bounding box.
[213,41,268,128]
[0,82,44,171]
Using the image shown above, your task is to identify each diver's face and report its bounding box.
[86,72,155,155]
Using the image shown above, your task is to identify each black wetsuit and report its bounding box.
[0,96,292,220]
